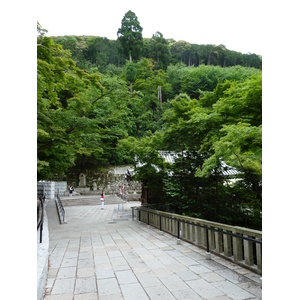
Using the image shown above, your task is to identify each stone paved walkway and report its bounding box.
[43,197,262,300]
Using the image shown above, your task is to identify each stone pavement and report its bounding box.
[43,197,262,300]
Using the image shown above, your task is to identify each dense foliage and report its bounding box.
[37,12,262,229]
[52,31,261,74]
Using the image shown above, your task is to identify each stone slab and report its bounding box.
[74,277,97,294]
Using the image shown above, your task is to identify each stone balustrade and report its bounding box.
[136,207,262,275]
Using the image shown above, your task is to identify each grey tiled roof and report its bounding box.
[135,151,241,176]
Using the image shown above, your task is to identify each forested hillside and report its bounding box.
[37,11,262,229]
[52,34,262,74]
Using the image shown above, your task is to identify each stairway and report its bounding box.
[60,194,126,206]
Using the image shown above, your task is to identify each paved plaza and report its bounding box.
[43,197,262,300]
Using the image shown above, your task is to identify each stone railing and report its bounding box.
[135,206,262,275]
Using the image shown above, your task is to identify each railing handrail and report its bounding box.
[145,208,261,244]
[137,205,261,237]
[134,205,262,274]
[37,194,45,243]
[56,191,65,223]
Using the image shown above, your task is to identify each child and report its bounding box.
[100,193,104,210]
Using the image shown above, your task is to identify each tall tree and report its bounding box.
[117,10,143,62]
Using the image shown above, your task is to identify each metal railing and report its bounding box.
[37,194,45,243]
[56,191,65,223]
[133,206,262,275]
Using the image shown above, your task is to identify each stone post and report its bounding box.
[232,230,243,262]
[208,227,215,250]
[194,225,200,246]
[244,235,254,266]
[215,231,223,253]
[223,231,233,257]
[200,227,206,247]
[256,241,262,271]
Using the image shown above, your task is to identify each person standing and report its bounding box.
[100,193,104,210]
[121,184,125,199]
[69,185,73,197]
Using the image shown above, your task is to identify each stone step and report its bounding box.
[60,195,127,207]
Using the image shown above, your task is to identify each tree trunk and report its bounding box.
[158,85,162,107]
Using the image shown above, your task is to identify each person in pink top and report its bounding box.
[100,193,104,210]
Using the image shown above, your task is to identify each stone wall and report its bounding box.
[66,166,141,197]
[38,166,142,198]
[37,181,55,199]
[55,182,68,196]
[37,181,67,199]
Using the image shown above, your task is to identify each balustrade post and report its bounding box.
[244,235,254,266]
[188,222,192,242]
[232,230,243,262]
[194,224,200,246]
[191,222,196,243]
[177,219,180,244]
[185,221,190,241]
[200,227,206,247]
[223,230,233,257]
[171,217,175,235]
[256,241,262,272]
[208,227,215,251]
[181,221,186,239]
[215,230,223,253]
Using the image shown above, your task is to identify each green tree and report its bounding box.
[134,71,262,228]
[37,23,106,179]
[170,40,191,65]
[53,36,78,56]
[125,62,137,94]
[167,64,260,100]
[201,73,262,203]
[148,32,171,70]
[84,36,110,71]
[117,10,143,62]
